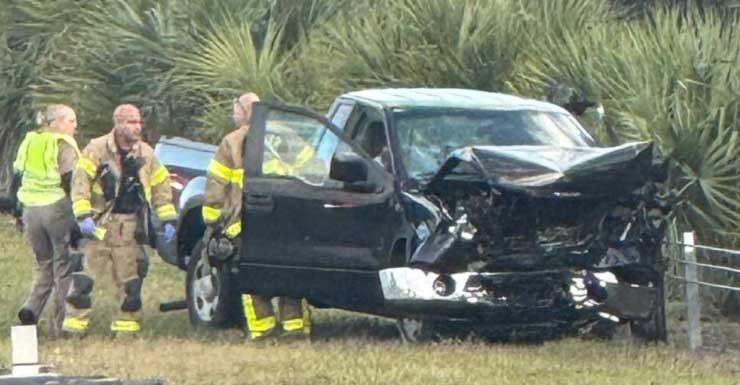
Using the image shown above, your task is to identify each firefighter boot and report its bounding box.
[62,273,94,337]
[279,297,311,340]
[242,294,278,340]
[112,278,143,335]
[61,313,90,337]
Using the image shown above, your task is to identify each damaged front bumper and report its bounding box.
[379,267,658,326]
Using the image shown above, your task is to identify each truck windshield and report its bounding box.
[393,108,594,179]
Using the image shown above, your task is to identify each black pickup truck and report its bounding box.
[161,88,671,341]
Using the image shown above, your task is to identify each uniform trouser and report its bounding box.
[21,198,75,334]
[65,213,147,329]
[242,294,311,338]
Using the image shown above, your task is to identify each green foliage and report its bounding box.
[174,18,289,141]
[23,0,199,139]
[613,0,740,19]
[171,0,372,139]
[0,0,77,188]
[289,0,545,107]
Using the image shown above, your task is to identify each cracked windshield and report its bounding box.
[394,108,593,178]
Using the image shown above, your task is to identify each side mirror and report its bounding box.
[330,152,380,193]
[330,152,368,184]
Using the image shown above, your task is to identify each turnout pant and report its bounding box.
[64,213,147,332]
[242,294,311,338]
[21,198,76,334]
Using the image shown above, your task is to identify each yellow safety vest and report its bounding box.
[262,146,315,176]
[13,129,80,206]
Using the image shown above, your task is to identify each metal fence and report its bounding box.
[665,232,740,351]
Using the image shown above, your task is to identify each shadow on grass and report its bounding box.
[114,307,401,344]
[134,307,568,346]
[310,310,400,343]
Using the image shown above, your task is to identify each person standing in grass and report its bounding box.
[62,104,177,335]
[202,92,311,340]
[12,104,80,336]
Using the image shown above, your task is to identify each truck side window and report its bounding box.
[315,103,354,164]
[330,103,354,129]
[347,108,391,172]
[262,109,343,188]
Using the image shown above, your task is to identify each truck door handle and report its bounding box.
[245,194,274,212]
[323,202,358,208]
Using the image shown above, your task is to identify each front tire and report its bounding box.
[186,240,243,329]
[612,258,668,343]
[630,278,667,342]
[396,318,436,343]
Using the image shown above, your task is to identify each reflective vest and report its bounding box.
[13,130,80,206]
[262,146,315,176]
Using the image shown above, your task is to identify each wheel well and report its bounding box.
[177,206,206,270]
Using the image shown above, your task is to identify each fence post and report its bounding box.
[683,231,702,351]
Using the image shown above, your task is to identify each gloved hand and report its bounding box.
[78,217,96,236]
[163,223,176,242]
[207,232,235,265]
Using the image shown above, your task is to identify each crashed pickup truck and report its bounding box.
[164,88,671,341]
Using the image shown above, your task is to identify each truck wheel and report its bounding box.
[397,318,476,342]
[630,278,667,342]
[396,318,447,342]
[396,318,431,342]
[186,240,244,329]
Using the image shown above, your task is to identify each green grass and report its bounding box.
[1,214,738,384]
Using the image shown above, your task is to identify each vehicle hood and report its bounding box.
[409,141,670,272]
[425,141,657,196]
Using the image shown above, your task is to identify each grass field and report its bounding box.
[1,214,738,385]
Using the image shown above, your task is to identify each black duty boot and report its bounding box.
[18,308,37,325]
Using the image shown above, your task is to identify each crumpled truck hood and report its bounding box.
[426,141,657,196]
[411,141,668,272]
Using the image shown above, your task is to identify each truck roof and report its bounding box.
[342,88,567,113]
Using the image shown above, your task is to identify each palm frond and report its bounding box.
[174,16,290,140]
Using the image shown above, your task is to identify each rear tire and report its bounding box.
[186,240,244,329]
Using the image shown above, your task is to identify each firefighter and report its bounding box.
[202,92,311,340]
[12,104,80,335]
[62,104,176,335]
[262,130,327,184]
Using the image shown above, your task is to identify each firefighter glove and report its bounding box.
[163,223,176,242]
[78,217,96,236]
[207,234,235,264]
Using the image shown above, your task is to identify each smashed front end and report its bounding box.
[380,142,672,336]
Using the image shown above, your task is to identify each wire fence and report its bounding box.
[668,242,740,259]
[663,232,740,351]
[665,273,740,293]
